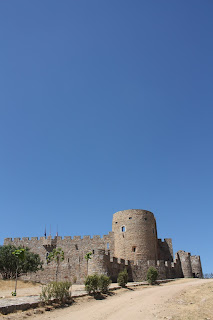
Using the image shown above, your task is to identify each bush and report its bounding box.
[147,267,158,285]
[117,269,128,287]
[40,281,72,304]
[98,274,111,293]
[84,274,111,295]
[85,274,99,294]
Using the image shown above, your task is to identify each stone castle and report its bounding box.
[4,209,203,283]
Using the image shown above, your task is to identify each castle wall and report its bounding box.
[128,257,182,282]
[157,238,174,262]
[176,250,193,278]
[4,233,114,284]
[3,209,203,283]
[190,255,203,278]
[112,209,158,261]
[88,250,131,282]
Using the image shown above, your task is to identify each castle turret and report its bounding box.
[112,209,158,261]
[190,255,203,278]
[176,250,193,278]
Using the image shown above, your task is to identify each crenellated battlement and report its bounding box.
[4,232,114,244]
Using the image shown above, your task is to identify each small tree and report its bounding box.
[147,266,158,285]
[47,248,64,282]
[0,245,43,280]
[12,248,26,296]
[84,252,92,276]
[0,244,18,279]
[117,269,128,287]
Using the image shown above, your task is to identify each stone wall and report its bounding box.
[158,238,174,261]
[190,255,203,278]
[176,250,193,278]
[112,209,158,261]
[130,256,182,282]
[3,209,203,283]
[4,233,114,284]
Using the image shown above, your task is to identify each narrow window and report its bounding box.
[153,228,155,234]
[144,218,147,221]
[92,250,95,254]
[132,246,136,252]
[107,242,110,249]
[75,244,78,250]
[68,258,69,263]
[121,226,126,232]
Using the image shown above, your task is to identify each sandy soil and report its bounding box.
[1,278,213,320]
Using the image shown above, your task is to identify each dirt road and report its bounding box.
[27,278,213,320]
[2,278,213,320]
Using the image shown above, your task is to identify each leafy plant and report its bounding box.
[47,248,64,282]
[40,281,72,304]
[84,274,99,294]
[146,266,158,285]
[98,274,111,293]
[84,274,111,295]
[117,269,128,287]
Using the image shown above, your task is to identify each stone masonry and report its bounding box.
[4,209,203,283]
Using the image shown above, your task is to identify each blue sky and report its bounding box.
[0,1,212,274]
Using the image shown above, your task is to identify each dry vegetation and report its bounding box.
[157,280,213,319]
[0,280,41,298]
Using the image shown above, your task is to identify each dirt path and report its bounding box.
[23,279,213,320]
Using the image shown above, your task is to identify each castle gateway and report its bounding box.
[4,209,203,283]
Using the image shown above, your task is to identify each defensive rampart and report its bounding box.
[3,209,203,283]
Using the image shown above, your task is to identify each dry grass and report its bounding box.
[0,280,41,298]
[156,280,213,319]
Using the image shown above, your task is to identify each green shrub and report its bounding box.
[84,274,111,295]
[117,269,128,287]
[85,274,99,294]
[40,281,72,303]
[98,274,111,293]
[146,267,158,285]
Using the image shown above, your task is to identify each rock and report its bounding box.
[34,308,44,314]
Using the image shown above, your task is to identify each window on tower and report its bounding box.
[121,226,126,232]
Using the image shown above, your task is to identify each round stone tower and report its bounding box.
[112,209,158,261]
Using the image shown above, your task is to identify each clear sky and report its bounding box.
[0,1,212,274]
